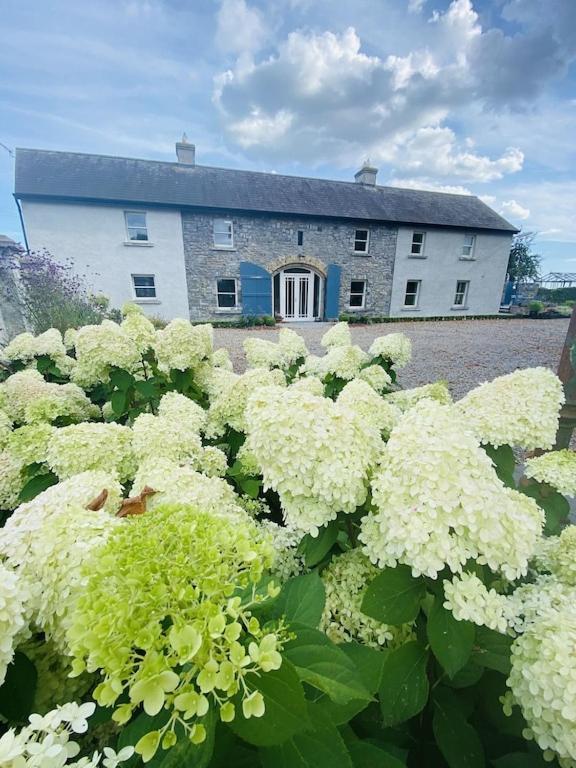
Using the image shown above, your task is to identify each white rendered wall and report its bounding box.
[389,227,512,317]
[20,201,190,320]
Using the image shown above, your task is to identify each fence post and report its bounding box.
[555,305,576,449]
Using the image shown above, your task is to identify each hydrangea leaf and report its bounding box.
[230,660,307,747]
[432,687,484,768]
[273,572,326,628]
[427,597,475,678]
[348,741,406,768]
[378,642,429,727]
[17,469,58,504]
[471,627,512,675]
[361,566,425,625]
[298,520,339,567]
[492,753,549,768]
[284,626,372,704]
[146,707,216,768]
[0,651,37,723]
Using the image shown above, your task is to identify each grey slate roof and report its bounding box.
[14,148,518,233]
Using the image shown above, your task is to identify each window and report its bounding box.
[349,280,366,308]
[297,230,304,246]
[216,278,237,309]
[454,280,469,307]
[132,274,156,299]
[410,231,426,256]
[213,219,234,248]
[461,234,476,258]
[404,280,421,307]
[125,211,148,241]
[354,229,369,253]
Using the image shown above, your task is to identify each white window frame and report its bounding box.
[410,231,426,257]
[131,274,157,301]
[124,211,149,243]
[453,280,470,308]
[403,279,421,308]
[353,229,370,253]
[213,219,234,249]
[348,279,366,310]
[461,233,476,259]
[216,278,238,310]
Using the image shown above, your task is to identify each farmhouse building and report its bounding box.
[14,142,517,322]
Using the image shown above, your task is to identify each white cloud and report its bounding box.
[388,177,473,194]
[500,199,530,221]
[216,0,267,55]
[408,0,426,13]
[229,108,294,147]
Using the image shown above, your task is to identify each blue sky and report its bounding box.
[1,0,575,272]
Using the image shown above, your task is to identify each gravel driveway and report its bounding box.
[214,318,570,399]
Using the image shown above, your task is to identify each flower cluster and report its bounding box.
[456,367,565,450]
[0,700,134,768]
[338,379,400,437]
[313,344,369,381]
[360,400,544,579]
[443,572,513,633]
[7,423,54,465]
[0,408,12,449]
[321,322,351,348]
[357,364,392,392]
[3,328,72,372]
[0,561,29,685]
[120,307,156,352]
[368,333,412,368]
[46,423,135,482]
[67,503,283,762]
[321,549,411,647]
[524,449,576,496]
[71,321,142,388]
[244,329,307,372]
[154,319,213,371]
[385,381,451,412]
[245,385,383,535]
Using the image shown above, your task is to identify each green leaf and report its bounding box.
[259,703,353,768]
[520,483,570,535]
[493,753,549,768]
[118,710,170,767]
[427,597,475,678]
[472,627,512,675]
[109,368,136,391]
[484,444,515,486]
[147,708,216,768]
[230,660,308,747]
[339,643,388,695]
[348,741,406,768]
[299,520,339,567]
[444,661,483,689]
[110,389,128,416]
[432,688,484,768]
[134,379,158,400]
[17,470,58,504]
[284,627,372,704]
[379,641,429,727]
[238,477,260,498]
[0,652,37,722]
[273,572,326,628]
[361,566,425,625]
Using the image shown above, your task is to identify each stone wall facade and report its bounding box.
[181,210,398,321]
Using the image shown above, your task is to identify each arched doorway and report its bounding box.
[273,266,324,321]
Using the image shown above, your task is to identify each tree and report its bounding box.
[507,232,541,286]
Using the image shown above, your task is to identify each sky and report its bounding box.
[0,0,575,273]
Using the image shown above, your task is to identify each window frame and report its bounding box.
[216,277,238,310]
[213,219,234,249]
[297,230,304,246]
[348,279,366,310]
[403,279,421,308]
[410,231,426,257]
[124,211,149,243]
[131,274,157,300]
[453,280,470,308]
[461,233,476,259]
[353,229,370,254]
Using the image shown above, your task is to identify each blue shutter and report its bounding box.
[325,264,342,320]
[239,262,272,316]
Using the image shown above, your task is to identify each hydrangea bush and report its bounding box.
[0,309,575,768]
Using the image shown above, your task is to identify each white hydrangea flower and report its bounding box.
[245,385,383,536]
[321,549,410,647]
[303,345,369,382]
[157,391,207,434]
[369,333,412,368]
[24,382,100,426]
[3,328,67,367]
[211,347,233,370]
[0,561,30,685]
[456,367,565,450]
[506,575,575,634]
[260,521,306,581]
[0,369,50,423]
[360,400,544,579]
[289,376,325,397]
[443,572,513,634]
[524,450,576,497]
[7,423,54,466]
[46,423,136,482]
[120,311,156,353]
[0,450,24,510]
[0,408,13,450]
[338,379,401,437]
[63,328,78,351]
[277,328,308,366]
[357,364,392,393]
[72,321,142,389]
[545,526,576,586]
[244,338,282,370]
[321,322,351,348]
[131,413,203,466]
[385,381,452,412]
[206,368,285,437]
[197,446,228,477]
[154,319,213,371]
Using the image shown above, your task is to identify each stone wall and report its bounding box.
[181,210,398,321]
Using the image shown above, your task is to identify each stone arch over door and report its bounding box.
[267,255,327,278]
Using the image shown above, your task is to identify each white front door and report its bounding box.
[280,270,314,320]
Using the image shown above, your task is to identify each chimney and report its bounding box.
[176,133,195,165]
[354,160,378,186]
